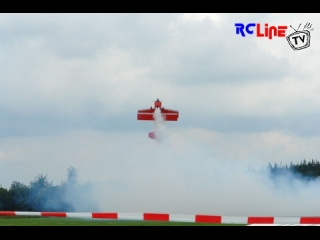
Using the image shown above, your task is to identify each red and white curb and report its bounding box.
[249,224,320,226]
[1,212,320,225]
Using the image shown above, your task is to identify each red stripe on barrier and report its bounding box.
[92,213,118,219]
[0,211,16,216]
[41,212,67,217]
[300,217,320,224]
[195,215,222,224]
[144,213,170,222]
[248,217,274,224]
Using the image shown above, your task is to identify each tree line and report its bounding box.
[268,159,320,181]
[1,160,320,211]
[0,167,97,212]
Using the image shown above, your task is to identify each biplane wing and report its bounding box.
[137,108,179,121]
[137,108,155,121]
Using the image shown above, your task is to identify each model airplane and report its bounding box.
[137,99,179,139]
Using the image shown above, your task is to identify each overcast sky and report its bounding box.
[1,13,320,216]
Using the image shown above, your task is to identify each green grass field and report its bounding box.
[0,217,246,226]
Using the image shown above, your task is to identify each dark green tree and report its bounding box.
[28,174,54,211]
[8,181,32,211]
[269,159,320,181]
[0,186,10,210]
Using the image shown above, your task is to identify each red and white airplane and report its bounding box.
[137,99,179,139]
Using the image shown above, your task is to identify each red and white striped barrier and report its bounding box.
[1,211,320,225]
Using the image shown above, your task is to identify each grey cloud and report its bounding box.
[0,14,181,60]
[0,14,319,160]
[4,105,320,140]
[180,113,320,137]
[1,13,290,86]
[142,15,290,85]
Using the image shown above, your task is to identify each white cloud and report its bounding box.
[0,151,5,161]
[179,13,221,24]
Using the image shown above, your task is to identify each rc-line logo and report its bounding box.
[235,22,313,51]
[235,23,287,39]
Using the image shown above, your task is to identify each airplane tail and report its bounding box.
[148,131,155,139]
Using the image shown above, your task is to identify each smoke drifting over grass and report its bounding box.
[0,167,99,212]
[1,127,320,216]
[90,120,320,217]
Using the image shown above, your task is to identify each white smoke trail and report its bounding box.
[153,108,167,142]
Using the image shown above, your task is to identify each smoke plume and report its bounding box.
[1,127,320,216]
[89,126,320,217]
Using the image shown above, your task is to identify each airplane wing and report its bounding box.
[137,108,178,121]
[137,108,155,121]
[160,108,179,121]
